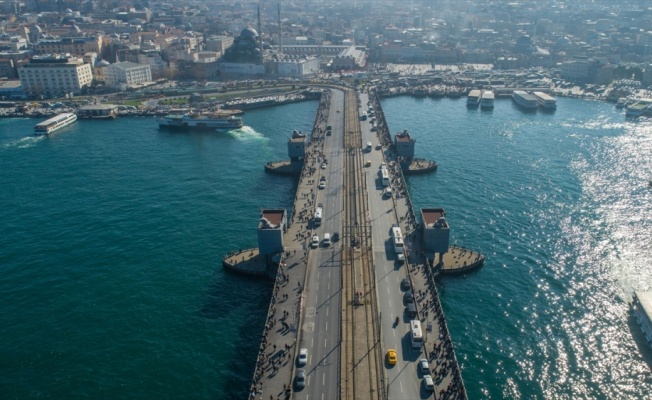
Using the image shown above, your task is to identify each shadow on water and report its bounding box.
[200,270,274,399]
[626,313,652,371]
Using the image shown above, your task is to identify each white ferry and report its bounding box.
[512,90,539,110]
[466,90,482,108]
[625,98,652,117]
[532,92,557,110]
[480,90,495,110]
[631,291,652,349]
[34,113,77,135]
[157,112,243,130]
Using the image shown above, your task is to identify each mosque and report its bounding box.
[218,25,319,77]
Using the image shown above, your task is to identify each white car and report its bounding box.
[298,348,308,365]
[319,181,326,189]
[419,359,430,375]
[311,235,319,248]
[323,233,331,247]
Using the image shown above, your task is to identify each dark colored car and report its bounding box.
[332,232,339,242]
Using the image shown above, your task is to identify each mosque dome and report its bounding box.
[240,27,259,39]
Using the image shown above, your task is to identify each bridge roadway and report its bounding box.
[293,88,435,400]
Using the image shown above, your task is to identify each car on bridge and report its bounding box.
[386,349,397,365]
[298,348,308,366]
[295,369,306,389]
[311,235,319,248]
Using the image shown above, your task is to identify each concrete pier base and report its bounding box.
[264,160,303,176]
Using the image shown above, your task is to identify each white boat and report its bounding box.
[480,90,495,110]
[532,91,557,110]
[512,90,539,110]
[34,113,77,135]
[625,98,652,117]
[466,90,481,108]
[157,112,243,130]
[631,291,652,349]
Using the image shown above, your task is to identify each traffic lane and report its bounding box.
[299,249,340,399]
[303,251,340,400]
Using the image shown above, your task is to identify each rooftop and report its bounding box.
[421,208,448,228]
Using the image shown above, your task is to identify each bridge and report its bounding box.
[226,86,476,400]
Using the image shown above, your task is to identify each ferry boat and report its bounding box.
[631,291,652,349]
[34,113,77,135]
[532,91,557,110]
[625,98,652,117]
[480,90,495,110]
[466,90,482,108]
[157,111,243,130]
[511,90,539,110]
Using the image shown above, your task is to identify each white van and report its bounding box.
[423,375,434,391]
[366,142,372,151]
[323,233,331,246]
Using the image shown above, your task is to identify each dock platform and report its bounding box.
[264,160,303,176]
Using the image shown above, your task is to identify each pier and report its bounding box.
[225,85,483,400]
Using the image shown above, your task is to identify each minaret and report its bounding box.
[278,3,282,55]
[257,3,264,65]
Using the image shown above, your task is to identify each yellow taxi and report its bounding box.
[386,349,397,365]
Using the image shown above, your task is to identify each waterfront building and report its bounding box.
[420,208,450,255]
[76,104,118,119]
[275,55,319,76]
[103,61,152,88]
[18,54,92,96]
[394,129,416,159]
[258,209,286,260]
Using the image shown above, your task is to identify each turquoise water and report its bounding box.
[1,96,651,399]
[381,96,652,399]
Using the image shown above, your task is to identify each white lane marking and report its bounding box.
[400,381,403,392]
[312,338,314,347]
[322,373,326,386]
[326,307,329,317]
[328,282,330,291]
[389,299,392,307]
[325,322,328,332]
[324,338,328,348]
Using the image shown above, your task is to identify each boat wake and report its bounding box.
[2,135,45,150]
[226,126,267,141]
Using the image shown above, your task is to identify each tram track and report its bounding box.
[340,88,384,400]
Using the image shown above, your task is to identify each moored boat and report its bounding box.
[532,91,557,110]
[34,113,77,135]
[625,98,652,118]
[466,89,481,108]
[512,90,539,110]
[480,90,495,110]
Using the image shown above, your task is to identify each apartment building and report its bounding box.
[18,54,92,96]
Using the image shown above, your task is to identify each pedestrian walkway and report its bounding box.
[247,91,332,400]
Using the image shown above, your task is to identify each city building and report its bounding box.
[32,37,103,57]
[18,54,92,96]
[103,61,152,88]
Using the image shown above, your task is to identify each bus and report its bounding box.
[314,207,323,226]
[380,168,390,187]
[391,225,404,254]
[410,319,423,349]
